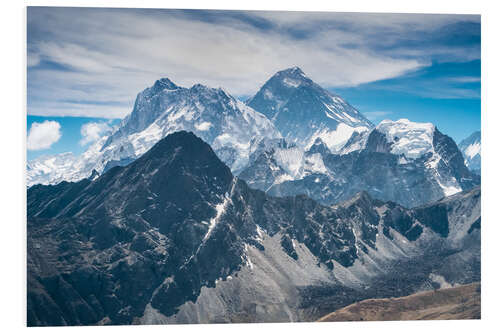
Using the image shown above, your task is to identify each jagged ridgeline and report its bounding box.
[27,67,480,210]
[28,131,480,326]
[240,119,480,208]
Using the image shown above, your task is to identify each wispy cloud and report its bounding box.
[344,60,481,100]
[448,76,481,83]
[27,8,480,118]
[364,111,393,121]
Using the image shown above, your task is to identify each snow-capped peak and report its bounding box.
[376,119,435,159]
[273,67,309,86]
[151,78,179,92]
[247,67,373,152]
[458,131,481,173]
[27,77,282,186]
[276,66,307,77]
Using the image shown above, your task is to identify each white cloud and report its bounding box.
[26,8,479,118]
[27,120,62,151]
[79,122,112,146]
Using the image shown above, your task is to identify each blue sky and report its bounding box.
[27,116,120,160]
[27,7,480,160]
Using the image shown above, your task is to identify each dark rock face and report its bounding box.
[381,204,424,241]
[307,138,331,156]
[27,131,481,326]
[364,129,393,153]
[433,129,479,191]
[28,131,235,325]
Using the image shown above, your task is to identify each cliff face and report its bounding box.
[27,132,481,326]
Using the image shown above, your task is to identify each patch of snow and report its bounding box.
[273,173,294,185]
[263,89,273,99]
[273,146,305,178]
[282,77,301,88]
[377,119,435,159]
[255,225,266,242]
[307,123,369,152]
[203,179,237,241]
[425,155,462,196]
[304,153,328,174]
[464,142,480,159]
[436,177,462,196]
[339,131,370,155]
[194,121,212,131]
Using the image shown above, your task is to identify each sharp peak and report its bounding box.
[463,131,481,144]
[467,130,481,138]
[278,66,305,75]
[273,66,309,79]
[262,66,319,91]
[333,190,376,209]
[189,83,232,96]
[157,130,200,143]
[152,77,179,91]
[141,131,210,158]
[312,137,327,145]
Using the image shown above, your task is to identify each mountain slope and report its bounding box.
[318,283,480,322]
[247,67,373,152]
[240,119,480,208]
[28,131,480,326]
[27,79,281,186]
[458,131,481,174]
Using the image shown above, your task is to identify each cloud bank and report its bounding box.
[27,120,62,150]
[27,8,480,119]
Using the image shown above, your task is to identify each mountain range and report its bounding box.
[27,67,481,326]
[27,131,480,326]
[29,67,374,187]
[27,67,480,208]
[28,78,281,186]
[240,118,480,208]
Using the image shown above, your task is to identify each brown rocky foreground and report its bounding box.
[318,283,480,322]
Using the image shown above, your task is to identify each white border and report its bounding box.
[2,1,499,332]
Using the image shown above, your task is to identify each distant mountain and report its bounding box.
[27,78,281,186]
[459,131,481,174]
[28,131,480,326]
[247,67,373,152]
[240,119,480,208]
